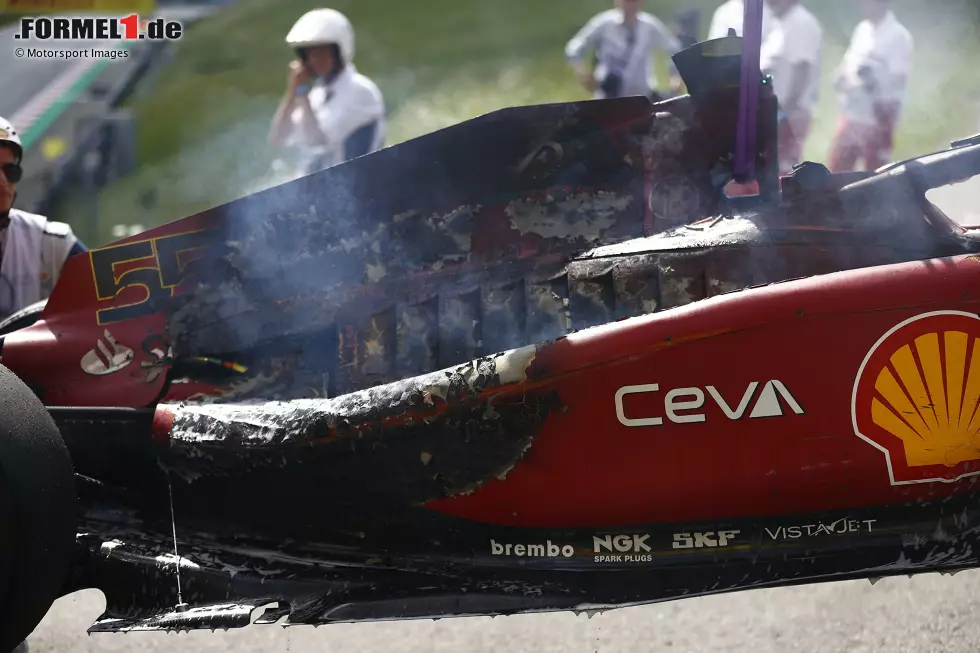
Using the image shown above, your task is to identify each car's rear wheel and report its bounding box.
[0,364,77,652]
[0,301,47,337]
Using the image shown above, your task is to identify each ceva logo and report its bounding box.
[852,310,980,485]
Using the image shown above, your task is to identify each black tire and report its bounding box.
[0,301,47,337]
[0,364,77,652]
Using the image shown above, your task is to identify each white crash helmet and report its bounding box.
[285,8,355,64]
[0,116,23,163]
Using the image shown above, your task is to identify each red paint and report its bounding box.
[426,255,980,528]
[151,407,175,444]
[5,106,975,535]
[1,212,223,407]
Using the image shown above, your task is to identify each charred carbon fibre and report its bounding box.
[65,495,980,631]
[8,34,980,638]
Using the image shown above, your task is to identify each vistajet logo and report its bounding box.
[489,539,575,558]
[14,14,183,41]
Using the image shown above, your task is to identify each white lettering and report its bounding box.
[594,534,651,553]
[672,532,693,549]
[717,530,739,546]
[693,532,717,547]
[615,384,663,427]
[594,555,622,562]
[672,530,740,549]
[665,388,706,423]
[772,380,805,415]
[706,382,758,419]
[766,518,877,541]
[490,539,573,558]
[616,380,803,428]
[593,552,653,564]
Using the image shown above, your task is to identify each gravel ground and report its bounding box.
[24,569,980,653]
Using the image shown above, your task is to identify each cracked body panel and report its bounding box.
[17,39,980,639]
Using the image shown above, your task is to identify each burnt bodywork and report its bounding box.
[4,36,980,634]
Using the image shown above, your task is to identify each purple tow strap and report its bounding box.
[733,0,765,182]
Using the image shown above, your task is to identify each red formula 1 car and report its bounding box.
[1,30,980,648]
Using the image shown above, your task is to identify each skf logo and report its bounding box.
[593,534,652,553]
[672,530,740,549]
[853,310,980,485]
[615,380,804,427]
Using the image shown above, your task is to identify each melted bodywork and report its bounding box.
[3,35,980,634]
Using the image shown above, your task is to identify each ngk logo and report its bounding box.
[615,380,804,427]
[672,530,740,549]
[593,534,652,554]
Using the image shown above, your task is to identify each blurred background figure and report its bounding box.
[759,0,823,174]
[565,0,684,102]
[827,0,913,172]
[707,0,774,40]
[0,116,87,321]
[268,7,386,177]
[671,9,702,49]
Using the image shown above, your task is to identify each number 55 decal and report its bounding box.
[90,230,211,325]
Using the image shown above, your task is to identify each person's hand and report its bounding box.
[288,60,311,93]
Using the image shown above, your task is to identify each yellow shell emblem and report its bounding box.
[853,311,980,485]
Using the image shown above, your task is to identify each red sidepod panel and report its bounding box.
[1,214,219,406]
[427,254,980,528]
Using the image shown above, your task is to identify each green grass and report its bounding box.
[48,0,980,245]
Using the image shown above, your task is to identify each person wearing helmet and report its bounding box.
[268,8,386,176]
[0,117,87,321]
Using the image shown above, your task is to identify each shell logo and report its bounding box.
[853,310,980,485]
